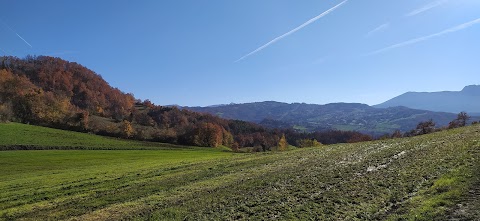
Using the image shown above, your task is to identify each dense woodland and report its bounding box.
[0,56,378,150]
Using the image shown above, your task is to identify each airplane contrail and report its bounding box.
[366,17,480,56]
[235,0,348,62]
[365,22,390,37]
[15,33,33,48]
[0,18,33,48]
[406,0,448,17]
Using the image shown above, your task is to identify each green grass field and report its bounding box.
[0,123,196,150]
[1,123,479,220]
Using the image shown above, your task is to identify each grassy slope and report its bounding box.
[0,123,479,220]
[0,123,194,150]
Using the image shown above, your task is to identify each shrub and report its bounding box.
[296,138,322,148]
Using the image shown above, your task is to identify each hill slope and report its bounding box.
[375,85,480,116]
[1,123,479,220]
[0,123,201,150]
[186,101,461,135]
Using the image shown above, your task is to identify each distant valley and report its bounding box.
[186,101,471,135]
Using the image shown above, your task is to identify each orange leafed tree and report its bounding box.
[193,123,224,147]
[121,120,135,138]
[277,134,288,151]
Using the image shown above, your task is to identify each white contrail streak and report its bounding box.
[235,0,348,62]
[365,22,390,37]
[366,17,480,56]
[406,0,448,17]
[45,51,78,56]
[0,19,33,48]
[15,33,32,48]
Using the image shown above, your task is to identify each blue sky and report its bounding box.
[1,0,479,106]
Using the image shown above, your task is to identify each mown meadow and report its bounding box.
[0,123,479,220]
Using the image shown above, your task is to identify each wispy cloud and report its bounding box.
[45,50,79,57]
[235,0,348,63]
[0,48,6,54]
[365,22,390,37]
[0,18,33,48]
[406,0,448,17]
[366,17,480,56]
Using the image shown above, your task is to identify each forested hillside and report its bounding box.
[0,56,372,150]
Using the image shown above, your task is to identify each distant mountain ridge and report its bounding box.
[375,85,480,116]
[186,101,465,135]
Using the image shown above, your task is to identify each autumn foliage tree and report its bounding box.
[296,138,322,148]
[193,123,224,147]
[277,134,288,151]
[0,103,13,122]
[121,120,135,138]
[222,130,235,147]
